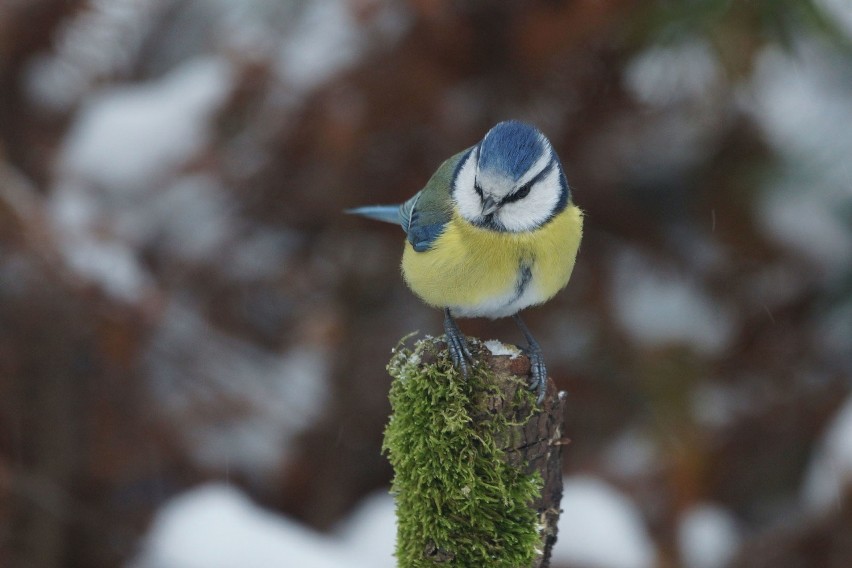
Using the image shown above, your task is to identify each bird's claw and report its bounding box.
[525,347,548,405]
[446,330,472,378]
[513,314,548,405]
[443,310,549,402]
[444,309,473,377]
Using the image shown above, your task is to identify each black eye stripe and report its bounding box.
[502,183,530,203]
[501,158,554,204]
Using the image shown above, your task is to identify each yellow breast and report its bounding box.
[401,204,583,318]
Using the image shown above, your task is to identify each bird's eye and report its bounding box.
[504,182,532,204]
[474,183,484,197]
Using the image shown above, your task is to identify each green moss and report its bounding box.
[382,337,543,568]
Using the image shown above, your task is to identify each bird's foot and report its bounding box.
[524,345,548,405]
[443,309,473,377]
[513,314,548,405]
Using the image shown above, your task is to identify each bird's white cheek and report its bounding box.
[453,153,482,222]
[498,167,561,232]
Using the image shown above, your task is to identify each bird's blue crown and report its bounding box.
[477,121,547,181]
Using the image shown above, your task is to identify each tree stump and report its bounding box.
[383,336,567,568]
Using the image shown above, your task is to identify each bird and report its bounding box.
[348,120,583,403]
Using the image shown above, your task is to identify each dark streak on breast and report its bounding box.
[513,261,533,302]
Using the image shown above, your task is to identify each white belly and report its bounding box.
[449,262,544,319]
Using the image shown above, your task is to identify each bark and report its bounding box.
[386,337,568,568]
[461,344,567,568]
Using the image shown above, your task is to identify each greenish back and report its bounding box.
[401,148,471,252]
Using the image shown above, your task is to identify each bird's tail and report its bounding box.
[345,205,402,225]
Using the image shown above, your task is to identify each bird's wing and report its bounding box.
[403,148,471,252]
[347,147,472,252]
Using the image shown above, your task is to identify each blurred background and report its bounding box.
[1,1,851,567]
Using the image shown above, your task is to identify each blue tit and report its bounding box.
[348,120,583,403]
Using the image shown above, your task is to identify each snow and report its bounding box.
[130,484,369,568]
[749,43,852,274]
[610,248,736,355]
[276,0,363,95]
[50,171,271,298]
[602,429,660,478]
[801,395,852,511]
[50,182,97,235]
[757,183,852,274]
[47,56,234,301]
[60,56,233,190]
[274,0,410,97]
[146,303,331,477]
[677,503,741,568]
[483,339,520,358]
[61,236,152,302]
[56,173,239,262]
[817,0,852,38]
[552,476,657,568]
[135,478,659,568]
[334,491,397,568]
[24,0,165,111]
[624,39,722,107]
[47,174,238,301]
[117,174,237,262]
[750,43,852,172]
[45,178,155,302]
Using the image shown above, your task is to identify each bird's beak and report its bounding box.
[481,195,499,216]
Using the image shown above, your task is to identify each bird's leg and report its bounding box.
[443,308,472,377]
[513,314,547,404]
